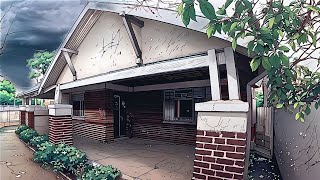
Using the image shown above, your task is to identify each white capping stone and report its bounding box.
[26,105,47,112]
[48,104,72,116]
[195,100,248,133]
[197,112,247,133]
[19,105,26,111]
[195,100,249,112]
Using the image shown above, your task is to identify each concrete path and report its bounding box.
[73,135,194,180]
[0,126,63,180]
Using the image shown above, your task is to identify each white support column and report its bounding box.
[54,84,62,104]
[208,49,221,100]
[225,47,240,100]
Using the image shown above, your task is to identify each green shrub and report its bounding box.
[51,143,87,174]
[33,141,55,165]
[30,135,49,149]
[81,165,121,180]
[15,125,29,135]
[19,129,38,142]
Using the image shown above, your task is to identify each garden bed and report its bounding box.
[15,125,122,180]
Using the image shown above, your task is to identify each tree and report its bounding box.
[0,79,15,94]
[26,51,55,83]
[178,0,320,122]
[0,80,21,105]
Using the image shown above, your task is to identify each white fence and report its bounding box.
[0,106,20,127]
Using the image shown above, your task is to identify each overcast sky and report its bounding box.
[0,0,87,92]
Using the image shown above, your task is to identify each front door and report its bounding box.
[113,95,127,138]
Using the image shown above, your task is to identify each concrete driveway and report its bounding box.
[73,135,195,180]
[0,126,63,180]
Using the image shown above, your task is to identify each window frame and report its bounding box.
[71,93,85,119]
[163,89,196,125]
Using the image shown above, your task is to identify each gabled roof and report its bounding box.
[38,1,248,94]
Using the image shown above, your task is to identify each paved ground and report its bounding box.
[73,135,194,180]
[0,126,63,180]
[248,152,282,180]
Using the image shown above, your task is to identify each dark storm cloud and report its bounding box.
[0,0,87,92]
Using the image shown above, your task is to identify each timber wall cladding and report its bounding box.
[73,120,110,142]
[73,89,114,142]
[128,91,196,145]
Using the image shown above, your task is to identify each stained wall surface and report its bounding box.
[274,103,320,180]
[56,11,230,85]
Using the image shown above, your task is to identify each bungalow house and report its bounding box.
[17,1,269,179]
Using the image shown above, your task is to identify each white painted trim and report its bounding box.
[208,49,221,100]
[62,51,77,80]
[54,84,62,104]
[60,55,208,90]
[38,4,90,95]
[133,79,210,92]
[225,47,240,100]
[195,100,249,112]
[61,48,78,55]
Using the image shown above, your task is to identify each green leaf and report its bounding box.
[225,0,233,8]
[276,103,283,109]
[268,17,275,29]
[293,33,299,40]
[189,5,196,21]
[294,102,299,109]
[206,25,215,38]
[307,5,320,12]
[182,6,191,26]
[284,84,294,90]
[295,112,300,120]
[280,53,289,66]
[262,57,272,70]
[232,38,237,50]
[269,54,281,68]
[230,22,238,32]
[279,45,290,52]
[216,6,226,15]
[177,3,184,15]
[305,106,311,115]
[199,0,216,20]
[250,58,261,71]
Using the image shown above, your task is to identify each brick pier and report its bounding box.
[193,101,249,180]
[48,104,73,145]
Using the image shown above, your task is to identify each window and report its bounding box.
[164,89,194,123]
[72,94,84,117]
[164,88,212,124]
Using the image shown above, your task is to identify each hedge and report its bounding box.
[15,125,121,180]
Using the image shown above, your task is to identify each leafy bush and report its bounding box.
[19,129,38,142]
[51,143,87,174]
[30,135,49,149]
[81,165,121,180]
[33,141,55,165]
[15,125,29,135]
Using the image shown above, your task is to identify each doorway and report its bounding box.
[113,95,127,138]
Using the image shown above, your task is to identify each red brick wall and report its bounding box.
[193,130,247,180]
[20,111,26,125]
[26,112,34,128]
[49,116,73,145]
